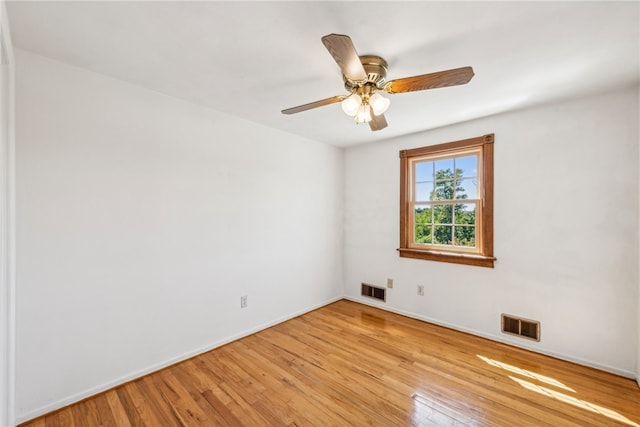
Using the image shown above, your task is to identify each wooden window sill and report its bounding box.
[397,248,496,268]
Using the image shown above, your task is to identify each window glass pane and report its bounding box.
[435,158,454,176]
[433,225,452,245]
[415,182,433,202]
[455,178,478,200]
[431,179,455,201]
[415,225,432,244]
[415,161,433,182]
[455,155,478,179]
[414,207,432,225]
[434,158,455,200]
[433,204,452,225]
[454,226,476,247]
[454,203,476,225]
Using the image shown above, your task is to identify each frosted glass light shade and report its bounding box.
[341,93,362,116]
[354,104,372,124]
[369,92,390,115]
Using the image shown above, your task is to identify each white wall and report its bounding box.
[0,1,15,425]
[14,50,344,422]
[345,86,639,377]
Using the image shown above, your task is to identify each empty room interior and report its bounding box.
[1,1,640,426]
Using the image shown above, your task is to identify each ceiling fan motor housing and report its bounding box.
[343,55,388,91]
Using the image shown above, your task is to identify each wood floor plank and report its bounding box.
[181,360,256,423]
[231,339,378,426]
[114,384,151,426]
[104,390,133,427]
[169,363,236,425]
[90,393,118,427]
[20,300,640,426]
[134,376,183,427]
[78,398,105,427]
[155,369,223,426]
[43,409,69,427]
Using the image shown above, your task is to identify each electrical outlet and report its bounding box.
[387,278,393,288]
[240,295,248,308]
[417,285,424,296]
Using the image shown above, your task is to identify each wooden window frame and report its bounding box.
[398,134,495,268]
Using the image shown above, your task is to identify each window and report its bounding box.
[399,134,495,267]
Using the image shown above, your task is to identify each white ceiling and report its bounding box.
[7,1,640,147]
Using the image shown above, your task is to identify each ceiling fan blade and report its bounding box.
[321,33,368,83]
[369,113,388,131]
[384,66,474,94]
[281,95,346,115]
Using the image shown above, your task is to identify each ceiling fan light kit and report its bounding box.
[369,92,390,115]
[341,88,390,124]
[355,104,372,124]
[341,93,362,116]
[282,33,475,132]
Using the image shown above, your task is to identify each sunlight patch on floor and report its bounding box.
[509,376,640,427]
[476,354,575,392]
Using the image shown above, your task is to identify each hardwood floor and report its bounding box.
[21,299,640,426]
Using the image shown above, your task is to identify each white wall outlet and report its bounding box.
[417,285,424,296]
[387,278,393,288]
[240,295,248,308]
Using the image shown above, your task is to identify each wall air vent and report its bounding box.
[501,314,540,341]
[361,283,386,302]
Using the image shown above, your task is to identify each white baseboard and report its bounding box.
[16,296,342,424]
[343,296,637,380]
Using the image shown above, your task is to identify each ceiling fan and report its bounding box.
[281,33,475,132]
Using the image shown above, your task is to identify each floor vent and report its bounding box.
[361,283,386,302]
[501,314,540,341]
